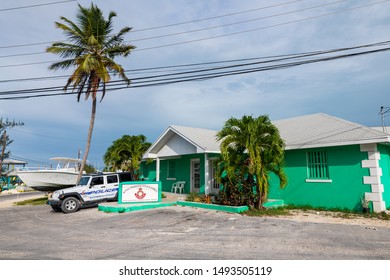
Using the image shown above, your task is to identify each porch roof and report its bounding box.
[143,125,221,159]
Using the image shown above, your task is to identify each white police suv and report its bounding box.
[47,172,133,213]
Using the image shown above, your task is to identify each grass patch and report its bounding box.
[14,196,48,206]
[243,206,291,217]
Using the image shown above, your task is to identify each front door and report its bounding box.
[191,159,201,192]
[209,159,220,195]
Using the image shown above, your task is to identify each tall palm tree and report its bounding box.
[217,115,287,209]
[47,3,135,183]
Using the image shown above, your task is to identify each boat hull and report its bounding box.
[16,170,78,192]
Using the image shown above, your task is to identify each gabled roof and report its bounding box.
[143,113,390,159]
[143,125,221,159]
[274,113,390,149]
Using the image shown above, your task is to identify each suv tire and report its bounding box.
[51,205,62,212]
[61,197,80,213]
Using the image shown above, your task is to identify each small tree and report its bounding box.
[0,118,24,174]
[103,135,151,179]
[216,115,287,209]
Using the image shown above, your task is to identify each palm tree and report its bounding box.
[216,115,287,209]
[47,3,135,183]
[103,135,151,179]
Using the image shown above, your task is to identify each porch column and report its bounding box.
[156,157,160,181]
[204,153,209,195]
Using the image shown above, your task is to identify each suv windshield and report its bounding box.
[78,176,91,186]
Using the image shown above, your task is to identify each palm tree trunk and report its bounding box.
[0,131,6,174]
[77,97,97,183]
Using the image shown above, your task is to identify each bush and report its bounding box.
[185,192,213,204]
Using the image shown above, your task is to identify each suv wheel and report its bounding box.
[61,197,80,213]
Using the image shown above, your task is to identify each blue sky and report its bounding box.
[1,0,389,169]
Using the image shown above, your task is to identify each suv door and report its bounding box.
[85,175,117,202]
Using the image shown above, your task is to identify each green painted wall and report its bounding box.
[140,161,156,181]
[140,145,388,211]
[378,144,390,209]
[268,145,371,211]
[140,153,220,194]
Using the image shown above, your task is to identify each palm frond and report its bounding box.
[48,59,76,71]
[47,3,135,101]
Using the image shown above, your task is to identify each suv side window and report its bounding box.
[107,175,118,184]
[91,176,104,186]
[119,173,133,182]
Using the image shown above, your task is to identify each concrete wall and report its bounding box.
[269,145,371,211]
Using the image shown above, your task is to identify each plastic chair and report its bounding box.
[175,181,185,194]
[171,181,181,193]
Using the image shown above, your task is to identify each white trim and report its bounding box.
[204,154,209,195]
[305,179,332,183]
[156,158,160,181]
[360,144,386,213]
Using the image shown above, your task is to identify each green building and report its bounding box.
[141,113,390,213]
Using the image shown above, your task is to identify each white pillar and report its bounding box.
[156,157,160,181]
[204,154,209,195]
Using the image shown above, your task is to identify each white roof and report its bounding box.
[143,125,221,159]
[2,159,27,165]
[273,113,390,149]
[371,126,390,134]
[143,113,390,159]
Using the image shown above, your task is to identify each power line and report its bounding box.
[137,0,390,52]
[0,41,389,100]
[132,0,305,32]
[0,0,303,49]
[1,40,389,84]
[0,0,387,60]
[129,0,349,43]
[0,0,76,12]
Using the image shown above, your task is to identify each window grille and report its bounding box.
[307,151,329,179]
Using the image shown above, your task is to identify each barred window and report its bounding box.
[306,151,329,180]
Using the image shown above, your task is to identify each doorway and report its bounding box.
[190,159,200,192]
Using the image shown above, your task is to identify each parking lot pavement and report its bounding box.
[0,204,390,260]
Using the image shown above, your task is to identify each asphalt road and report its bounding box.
[0,191,42,202]
[0,204,389,260]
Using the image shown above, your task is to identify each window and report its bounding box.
[91,176,104,186]
[306,151,331,182]
[107,175,118,184]
[167,160,176,179]
[209,159,220,194]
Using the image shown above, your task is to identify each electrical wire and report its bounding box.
[0,41,389,100]
[0,0,387,60]
[137,0,390,52]
[1,40,389,84]
[0,0,76,12]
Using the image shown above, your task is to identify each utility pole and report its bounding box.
[379,106,390,133]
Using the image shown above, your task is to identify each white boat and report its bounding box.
[15,157,82,192]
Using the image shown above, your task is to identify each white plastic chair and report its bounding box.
[175,181,185,193]
[171,181,179,193]
[171,181,185,193]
